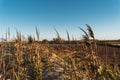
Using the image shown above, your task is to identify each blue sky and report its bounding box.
[0,0,120,40]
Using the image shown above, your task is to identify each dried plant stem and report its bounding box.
[35,26,40,41]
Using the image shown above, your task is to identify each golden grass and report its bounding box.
[0,25,120,80]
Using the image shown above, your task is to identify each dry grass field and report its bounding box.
[0,26,120,80]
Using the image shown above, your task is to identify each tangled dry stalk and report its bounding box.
[0,25,120,80]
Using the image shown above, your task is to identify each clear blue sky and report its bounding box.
[0,0,120,40]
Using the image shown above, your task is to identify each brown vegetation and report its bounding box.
[0,25,120,80]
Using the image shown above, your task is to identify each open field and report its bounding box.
[0,26,120,80]
[50,43,120,65]
[1,0,120,79]
[0,41,120,80]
